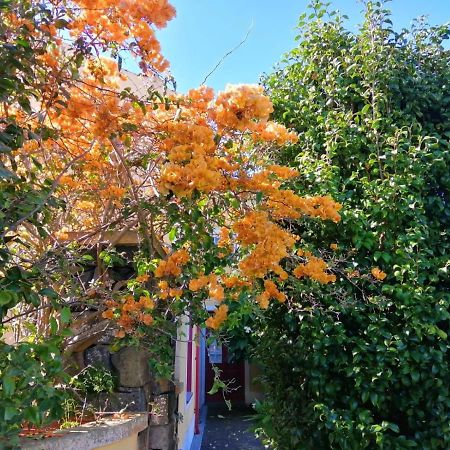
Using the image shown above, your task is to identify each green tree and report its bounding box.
[0,2,73,444]
[252,2,450,448]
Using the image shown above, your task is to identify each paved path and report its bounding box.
[200,405,266,450]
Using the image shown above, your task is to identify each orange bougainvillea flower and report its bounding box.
[115,329,126,339]
[256,291,270,309]
[139,313,154,326]
[169,288,183,298]
[371,267,387,281]
[158,280,169,290]
[255,280,286,309]
[136,274,150,283]
[293,255,336,284]
[189,275,209,292]
[154,249,190,277]
[263,280,286,303]
[139,296,155,309]
[102,309,115,319]
[209,284,225,302]
[205,304,229,330]
[217,227,232,248]
[347,270,360,278]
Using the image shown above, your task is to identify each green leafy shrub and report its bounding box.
[0,3,72,445]
[0,339,69,447]
[250,2,450,449]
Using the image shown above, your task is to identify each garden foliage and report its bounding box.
[0,1,69,443]
[253,1,450,448]
[0,0,339,444]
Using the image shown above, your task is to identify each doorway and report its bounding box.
[204,336,246,405]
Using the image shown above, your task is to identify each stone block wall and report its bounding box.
[70,342,178,450]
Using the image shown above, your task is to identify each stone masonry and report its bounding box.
[72,341,178,450]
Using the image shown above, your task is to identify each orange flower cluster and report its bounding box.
[371,267,387,280]
[205,304,229,330]
[159,160,223,198]
[237,167,341,223]
[233,211,298,279]
[154,249,190,277]
[100,186,127,201]
[293,253,336,284]
[136,274,150,283]
[257,280,286,309]
[102,295,155,337]
[209,283,225,302]
[208,84,298,146]
[156,84,300,198]
[265,191,342,222]
[158,280,183,299]
[4,0,345,340]
[210,84,273,131]
[188,275,210,291]
[70,0,175,71]
[221,276,252,290]
[186,86,215,111]
[254,122,299,145]
[189,274,224,301]
[59,176,78,188]
[157,117,227,197]
[266,165,300,179]
[217,227,232,248]
[347,270,361,278]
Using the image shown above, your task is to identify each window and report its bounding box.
[208,340,223,364]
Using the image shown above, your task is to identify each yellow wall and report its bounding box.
[175,318,198,450]
[97,434,138,450]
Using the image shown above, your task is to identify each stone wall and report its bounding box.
[21,414,148,450]
[70,341,178,450]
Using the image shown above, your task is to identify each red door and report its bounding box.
[205,338,246,404]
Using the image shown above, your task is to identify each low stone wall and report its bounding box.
[67,342,178,450]
[20,414,148,450]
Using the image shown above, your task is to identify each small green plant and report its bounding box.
[70,366,117,394]
[59,397,84,429]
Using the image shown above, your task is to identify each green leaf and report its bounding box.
[0,290,14,306]
[360,104,371,115]
[4,406,17,421]
[60,307,71,324]
[23,406,41,424]
[2,376,15,397]
[388,423,400,433]
[370,392,378,405]
[39,287,59,299]
[207,384,219,395]
[0,0,12,10]
[361,391,369,403]
[0,162,16,179]
[435,328,447,340]
[49,317,58,334]
[168,227,176,242]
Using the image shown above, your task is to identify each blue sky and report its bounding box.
[147,1,450,93]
